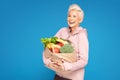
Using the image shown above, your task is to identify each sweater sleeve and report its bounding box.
[63,30,89,71]
[54,28,65,38]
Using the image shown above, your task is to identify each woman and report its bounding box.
[43,4,89,80]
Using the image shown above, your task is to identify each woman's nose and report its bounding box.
[69,17,73,20]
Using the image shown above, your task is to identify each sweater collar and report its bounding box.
[68,26,83,35]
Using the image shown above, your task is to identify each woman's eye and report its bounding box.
[73,15,76,18]
[68,15,71,17]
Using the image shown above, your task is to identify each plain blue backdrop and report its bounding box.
[0,0,120,80]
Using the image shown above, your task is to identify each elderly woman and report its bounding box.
[43,4,89,80]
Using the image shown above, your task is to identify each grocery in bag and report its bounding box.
[40,37,77,72]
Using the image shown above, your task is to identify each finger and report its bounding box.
[60,58,64,63]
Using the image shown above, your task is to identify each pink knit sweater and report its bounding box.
[43,26,89,80]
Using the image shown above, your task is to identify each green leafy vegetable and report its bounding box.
[60,44,74,53]
[40,37,58,48]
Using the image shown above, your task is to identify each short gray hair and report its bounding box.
[68,4,84,23]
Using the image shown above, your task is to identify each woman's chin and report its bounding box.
[68,25,74,28]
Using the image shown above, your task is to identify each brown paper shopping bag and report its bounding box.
[44,48,77,72]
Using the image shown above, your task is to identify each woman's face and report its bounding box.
[67,10,80,28]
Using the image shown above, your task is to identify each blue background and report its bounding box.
[0,0,120,80]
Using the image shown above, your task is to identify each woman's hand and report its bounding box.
[48,58,65,72]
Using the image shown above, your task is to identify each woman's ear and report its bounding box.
[78,17,82,23]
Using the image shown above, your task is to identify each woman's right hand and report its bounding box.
[48,58,65,72]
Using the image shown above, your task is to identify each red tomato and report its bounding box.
[56,43,64,46]
[53,47,60,53]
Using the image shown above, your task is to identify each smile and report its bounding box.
[69,21,75,24]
